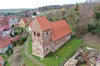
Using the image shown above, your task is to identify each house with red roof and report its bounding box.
[0,56,5,66]
[0,25,14,37]
[0,15,5,20]
[0,20,9,27]
[30,16,72,58]
[28,21,34,31]
[0,37,12,53]
[19,17,32,27]
[11,35,20,42]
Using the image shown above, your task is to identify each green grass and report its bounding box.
[28,37,82,66]
[28,35,41,61]
[21,51,39,66]
[1,55,10,66]
[28,35,32,54]
[42,38,82,66]
[70,27,76,32]
[22,34,40,66]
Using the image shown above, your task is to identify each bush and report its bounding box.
[91,30,96,34]
[17,40,24,45]
[95,11,100,20]
[6,49,13,56]
[88,24,95,32]
[33,12,37,15]
[71,34,75,38]
[88,24,100,35]
[95,26,100,35]
[12,41,17,47]
[49,18,53,22]
[20,37,27,41]
[14,32,18,35]
[17,37,27,45]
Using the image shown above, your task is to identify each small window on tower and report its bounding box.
[37,32,40,37]
[34,32,36,36]
[47,32,48,35]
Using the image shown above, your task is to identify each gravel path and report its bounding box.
[83,33,100,44]
[8,28,44,66]
[8,46,23,66]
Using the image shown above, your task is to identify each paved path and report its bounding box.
[23,30,44,66]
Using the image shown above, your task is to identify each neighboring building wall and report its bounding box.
[9,18,18,26]
[19,20,25,27]
[52,34,71,52]
[42,29,52,56]
[0,21,9,26]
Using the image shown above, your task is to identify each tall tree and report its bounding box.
[77,0,93,35]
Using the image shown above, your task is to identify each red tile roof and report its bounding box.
[14,35,20,42]
[0,27,4,31]
[22,17,32,24]
[36,16,51,31]
[0,25,10,31]
[0,19,9,26]
[0,37,11,48]
[51,20,72,41]
[0,63,1,66]
[11,35,20,42]
[0,56,5,62]
[29,21,34,27]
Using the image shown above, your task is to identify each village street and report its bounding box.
[8,45,23,66]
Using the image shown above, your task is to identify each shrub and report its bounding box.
[33,12,37,15]
[91,30,96,34]
[17,40,24,45]
[71,34,75,38]
[6,49,13,56]
[95,26,100,35]
[88,24,95,32]
[12,41,17,47]
[14,32,18,35]
[20,37,27,41]
[95,11,100,20]
[62,17,68,21]
[17,37,27,45]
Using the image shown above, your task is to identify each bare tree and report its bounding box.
[77,0,93,34]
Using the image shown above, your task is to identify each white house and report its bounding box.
[8,17,19,27]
